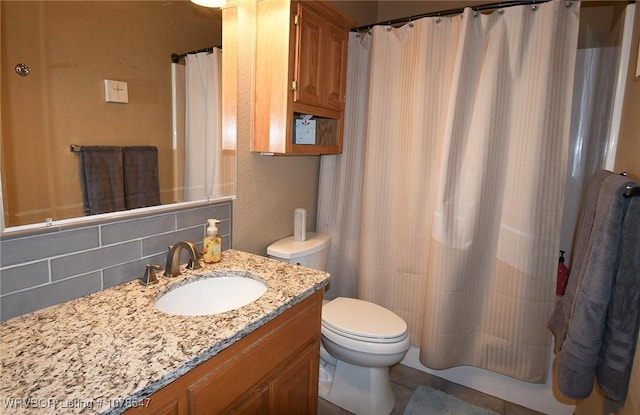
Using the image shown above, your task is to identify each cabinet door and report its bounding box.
[322,21,348,111]
[270,343,319,415]
[294,2,348,112]
[124,395,183,415]
[228,384,270,415]
[293,2,324,108]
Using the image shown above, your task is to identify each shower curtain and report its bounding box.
[317,33,371,299]
[184,49,222,201]
[317,1,580,382]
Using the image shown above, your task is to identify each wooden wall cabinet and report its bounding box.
[252,0,354,155]
[124,290,323,415]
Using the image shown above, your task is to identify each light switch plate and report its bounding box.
[104,79,128,103]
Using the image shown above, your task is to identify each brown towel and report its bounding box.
[80,146,125,215]
[122,146,161,210]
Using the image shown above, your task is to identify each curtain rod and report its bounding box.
[353,0,637,32]
[352,0,550,32]
[170,46,220,63]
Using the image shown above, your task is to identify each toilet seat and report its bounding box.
[322,297,408,344]
[321,324,411,357]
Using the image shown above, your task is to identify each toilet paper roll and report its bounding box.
[294,208,306,242]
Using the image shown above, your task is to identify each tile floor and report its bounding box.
[317,364,546,415]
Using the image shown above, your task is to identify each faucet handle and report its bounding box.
[141,264,162,286]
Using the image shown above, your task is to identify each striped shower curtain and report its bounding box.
[317,1,580,382]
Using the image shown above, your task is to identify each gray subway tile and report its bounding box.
[0,272,102,322]
[176,203,230,229]
[102,252,166,289]
[101,214,175,245]
[50,241,141,281]
[221,235,231,251]
[216,219,230,237]
[142,227,204,257]
[0,261,50,295]
[0,227,99,267]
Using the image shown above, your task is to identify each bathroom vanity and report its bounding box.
[125,291,322,415]
[0,250,329,415]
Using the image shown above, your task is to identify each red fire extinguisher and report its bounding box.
[556,250,569,296]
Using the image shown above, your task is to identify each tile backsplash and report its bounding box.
[0,202,232,321]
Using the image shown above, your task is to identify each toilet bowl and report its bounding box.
[267,233,410,415]
[319,297,410,415]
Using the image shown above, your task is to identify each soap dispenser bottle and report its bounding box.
[556,250,569,296]
[203,219,222,263]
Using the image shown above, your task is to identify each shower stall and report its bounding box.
[560,2,636,262]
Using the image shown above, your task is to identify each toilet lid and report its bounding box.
[322,297,408,341]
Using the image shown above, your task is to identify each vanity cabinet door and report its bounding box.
[227,383,270,414]
[142,398,181,415]
[270,343,319,415]
[124,393,184,415]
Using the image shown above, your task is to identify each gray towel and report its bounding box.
[549,170,613,352]
[550,173,636,400]
[596,195,640,401]
[80,146,125,215]
[122,146,161,210]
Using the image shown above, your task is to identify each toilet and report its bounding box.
[267,232,411,415]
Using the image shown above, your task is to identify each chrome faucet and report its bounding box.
[164,241,202,277]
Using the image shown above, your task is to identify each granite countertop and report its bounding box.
[0,250,330,415]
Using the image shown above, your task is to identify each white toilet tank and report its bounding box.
[267,232,330,271]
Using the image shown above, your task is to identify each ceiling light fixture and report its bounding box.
[190,0,227,8]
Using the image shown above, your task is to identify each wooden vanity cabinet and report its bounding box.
[252,0,354,155]
[124,290,323,415]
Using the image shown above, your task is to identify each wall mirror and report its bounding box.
[0,0,236,231]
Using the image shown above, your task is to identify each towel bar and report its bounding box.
[624,186,640,198]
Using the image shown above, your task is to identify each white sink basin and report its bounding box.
[155,274,267,316]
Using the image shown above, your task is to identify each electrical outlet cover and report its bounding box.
[104,79,128,103]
